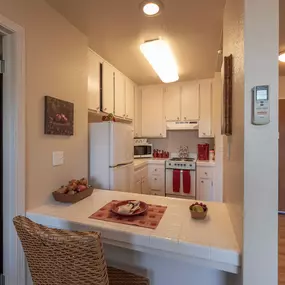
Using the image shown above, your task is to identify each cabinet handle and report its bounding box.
[201,181,204,183]
[160,133,162,136]
[205,172,208,175]
[155,169,157,171]
[104,108,107,111]
[154,178,157,181]
[203,132,206,135]
[177,117,179,120]
[184,117,187,120]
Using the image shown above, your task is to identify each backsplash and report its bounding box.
[148,131,214,154]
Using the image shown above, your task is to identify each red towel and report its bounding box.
[183,170,191,194]
[173,170,180,193]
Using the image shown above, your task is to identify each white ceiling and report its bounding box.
[46,0,225,85]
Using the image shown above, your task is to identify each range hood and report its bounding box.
[166,121,199,131]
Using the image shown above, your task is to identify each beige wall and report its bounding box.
[148,131,214,154]
[222,0,245,250]
[243,0,278,284]
[0,0,88,209]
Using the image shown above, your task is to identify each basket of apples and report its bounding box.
[189,202,208,220]
[53,178,93,204]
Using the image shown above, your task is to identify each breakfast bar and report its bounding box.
[26,189,241,285]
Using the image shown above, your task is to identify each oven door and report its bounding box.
[134,144,153,158]
[166,168,196,198]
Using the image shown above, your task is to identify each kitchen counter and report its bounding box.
[134,158,166,170]
[27,189,240,275]
[197,160,216,167]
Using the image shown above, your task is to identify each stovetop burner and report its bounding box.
[170,157,195,162]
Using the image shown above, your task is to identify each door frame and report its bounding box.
[0,14,26,285]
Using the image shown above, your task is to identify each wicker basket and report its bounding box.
[190,209,208,220]
[52,187,93,203]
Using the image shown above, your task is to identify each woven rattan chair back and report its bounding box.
[13,216,109,285]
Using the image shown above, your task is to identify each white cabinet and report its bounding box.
[141,86,166,138]
[197,166,215,201]
[142,176,150,195]
[199,80,213,137]
[114,70,126,118]
[126,78,135,120]
[102,62,114,113]
[181,81,199,120]
[134,88,142,137]
[133,166,149,195]
[198,178,214,201]
[148,164,165,196]
[164,85,181,121]
[88,49,101,112]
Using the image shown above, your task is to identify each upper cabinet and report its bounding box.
[181,82,199,121]
[134,87,142,138]
[199,79,213,138]
[114,70,126,118]
[88,49,101,112]
[141,86,166,138]
[126,78,135,120]
[163,85,181,121]
[102,62,114,113]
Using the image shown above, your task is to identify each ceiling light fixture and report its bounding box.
[140,0,163,17]
[279,52,285,62]
[140,39,179,83]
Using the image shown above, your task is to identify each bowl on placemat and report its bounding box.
[189,202,208,220]
[111,200,148,217]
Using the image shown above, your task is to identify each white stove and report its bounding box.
[165,156,197,199]
[165,157,196,170]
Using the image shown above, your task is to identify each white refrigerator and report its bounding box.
[89,122,134,192]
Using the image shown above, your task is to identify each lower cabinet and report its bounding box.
[133,165,149,195]
[148,164,165,196]
[196,166,215,201]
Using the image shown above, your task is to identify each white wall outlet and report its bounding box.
[53,151,64,166]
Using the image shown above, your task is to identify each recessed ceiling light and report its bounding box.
[140,1,163,17]
[140,39,179,83]
[279,52,285,62]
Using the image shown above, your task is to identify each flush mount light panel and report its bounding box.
[140,39,179,83]
[140,0,163,17]
[279,52,285,62]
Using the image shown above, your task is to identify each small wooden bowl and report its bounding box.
[52,187,93,204]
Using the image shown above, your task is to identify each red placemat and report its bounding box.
[89,200,167,230]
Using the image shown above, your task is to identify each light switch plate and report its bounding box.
[53,151,64,166]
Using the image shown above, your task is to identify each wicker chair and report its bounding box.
[13,216,149,285]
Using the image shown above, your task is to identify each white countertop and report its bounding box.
[197,160,216,167]
[134,158,166,170]
[27,189,240,273]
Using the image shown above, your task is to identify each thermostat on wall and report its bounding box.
[252,85,270,125]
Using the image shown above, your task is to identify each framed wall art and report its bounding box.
[222,54,233,136]
[44,96,74,136]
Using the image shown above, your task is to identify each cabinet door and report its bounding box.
[164,85,181,121]
[88,50,101,112]
[142,176,150,195]
[114,70,126,117]
[198,178,214,201]
[181,82,199,120]
[134,179,142,194]
[134,88,142,137]
[141,86,166,138]
[102,62,114,113]
[199,80,213,137]
[126,78,135,120]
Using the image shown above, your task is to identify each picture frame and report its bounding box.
[44,96,74,136]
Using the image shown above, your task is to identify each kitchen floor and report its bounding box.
[279,215,285,284]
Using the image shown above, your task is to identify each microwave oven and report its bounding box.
[134,142,153,158]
